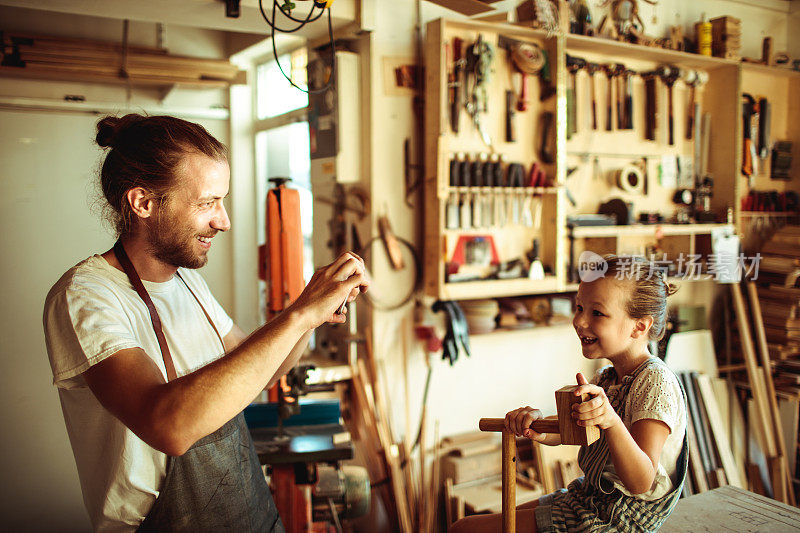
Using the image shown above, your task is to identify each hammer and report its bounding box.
[684,70,708,140]
[657,66,679,145]
[479,386,600,533]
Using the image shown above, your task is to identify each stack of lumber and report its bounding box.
[755,227,800,499]
[756,226,800,357]
[677,372,743,496]
[0,32,245,87]
[346,357,415,533]
[344,321,451,533]
[441,433,583,529]
[757,285,800,357]
[762,226,800,260]
[717,227,800,506]
[442,433,544,526]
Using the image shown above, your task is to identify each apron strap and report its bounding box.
[175,271,225,352]
[114,241,178,381]
[113,241,226,382]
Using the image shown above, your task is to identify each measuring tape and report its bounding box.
[617,165,644,194]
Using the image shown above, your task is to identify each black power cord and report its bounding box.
[258,0,337,94]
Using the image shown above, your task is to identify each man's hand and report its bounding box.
[572,372,622,430]
[288,252,369,330]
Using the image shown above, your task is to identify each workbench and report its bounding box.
[249,423,353,465]
[661,486,800,532]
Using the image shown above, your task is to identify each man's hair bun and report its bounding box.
[95,114,145,148]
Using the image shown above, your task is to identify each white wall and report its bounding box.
[0,6,233,531]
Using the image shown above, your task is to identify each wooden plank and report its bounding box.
[731,284,778,458]
[661,486,800,532]
[427,423,441,533]
[707,467,728,489]
[535,442,581,493]
[424,0,495,16]
[6,31,168,55]
[695,374,743,488]
[681,373,716,475]
[709,378,748,486]
[471,11,510,23]
[683,410,710,493]
[0,65,230,88]
[444,477,455,528]
[747,281,796,505]
[451,476,542,514]
[778,396,799,474]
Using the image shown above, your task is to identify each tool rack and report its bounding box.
[424,18,781,301]
[424,19,565,300]
[738,63,800,250]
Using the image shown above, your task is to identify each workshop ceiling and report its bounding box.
[0,0,356,36]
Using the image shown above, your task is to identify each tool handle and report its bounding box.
[479,418,560,434]
[644,77,656,141]
[668,87,674,146]
[506,90,516,142]
[686,86,695,140]
[517,74,529,112]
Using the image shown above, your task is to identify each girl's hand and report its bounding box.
[504,406,547,442]
[572,373,622,430]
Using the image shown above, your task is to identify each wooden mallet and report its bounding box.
[478,386,600,533]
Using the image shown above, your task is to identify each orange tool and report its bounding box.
[266,177,304,316]
[264,177,304,404]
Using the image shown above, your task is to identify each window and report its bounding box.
[256,49,308,119]
[254,49,314,323]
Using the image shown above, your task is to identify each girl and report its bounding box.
[452,255,687,532]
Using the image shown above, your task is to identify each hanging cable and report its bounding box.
[258,0,337,94]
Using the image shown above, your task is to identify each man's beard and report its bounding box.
[146,214,210,270]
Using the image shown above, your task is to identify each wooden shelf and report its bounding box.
[741,212,800,217]
[569,224,733,239]
[0,65,235,89]
[563,275,714,292]
[565,34,737,71]
[425,17,745,302]
[441,275,560,300]
[741,62,800,79]
[469,322,574,339]
[447,186,560,194]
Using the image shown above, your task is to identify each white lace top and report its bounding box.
[593,359,687,500]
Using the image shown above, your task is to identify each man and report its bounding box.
[43,114,368,532]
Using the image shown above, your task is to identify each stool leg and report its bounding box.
[502,431,516,533]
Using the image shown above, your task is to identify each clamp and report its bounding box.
[432,300,471,366]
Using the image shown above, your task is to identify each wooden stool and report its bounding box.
[479,386,600,533]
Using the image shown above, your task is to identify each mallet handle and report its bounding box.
[479,417,560,434]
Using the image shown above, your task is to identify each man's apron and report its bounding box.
[113,241,283,532]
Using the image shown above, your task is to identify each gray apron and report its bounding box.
[136,412,282,532]
[112,241,283,532]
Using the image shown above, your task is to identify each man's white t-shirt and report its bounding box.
[43,255,233,532]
